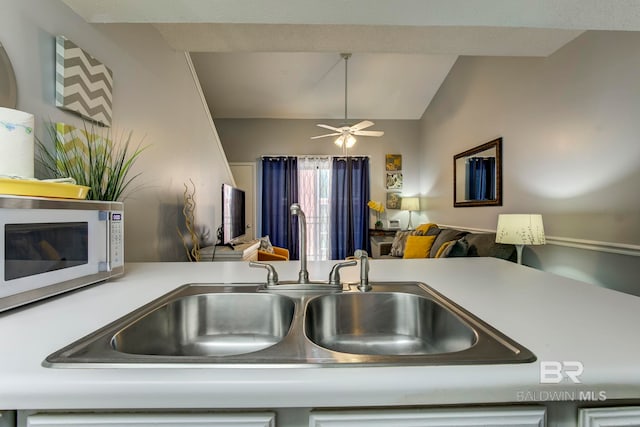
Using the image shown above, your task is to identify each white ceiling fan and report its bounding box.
[311,53,384,152]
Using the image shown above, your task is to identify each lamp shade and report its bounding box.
[400,197,420,211]
[496,214,546,245]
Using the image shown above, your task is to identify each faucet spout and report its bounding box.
[290,203,310,284]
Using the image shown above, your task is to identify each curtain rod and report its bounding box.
[260,155,371,159]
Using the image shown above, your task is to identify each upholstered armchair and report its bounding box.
[257,246,289,261]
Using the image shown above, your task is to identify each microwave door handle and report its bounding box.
[99,210,110,272]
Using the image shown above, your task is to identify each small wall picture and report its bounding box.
[386,192,402,210]
[386,171,403,190]
[385,154,402,171]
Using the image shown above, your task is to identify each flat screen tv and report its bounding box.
[221,183,246,245]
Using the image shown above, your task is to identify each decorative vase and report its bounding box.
[375,220,383,230]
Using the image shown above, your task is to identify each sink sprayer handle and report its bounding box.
[249,261,279,288]
[354,250,371,292]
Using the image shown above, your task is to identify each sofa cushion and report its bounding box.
[389,229,424,257]
[403,235,437,259]
[442,238,470,257]
[429,228,469,258]
[462,233,516,260]
[425,226,442,237]
[434,240,456,258]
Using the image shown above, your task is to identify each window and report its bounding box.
[261,155,369,261]
[297,157,332,261]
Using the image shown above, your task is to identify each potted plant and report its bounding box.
[37,121,147,201]
[367,200,385,229]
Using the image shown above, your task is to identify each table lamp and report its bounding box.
[400,197,420,230]
[495,214,546,265]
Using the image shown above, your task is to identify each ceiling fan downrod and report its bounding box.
[341,53,351,123]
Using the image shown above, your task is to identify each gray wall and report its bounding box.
[215,118,423,228]
[0,0,233,261]
[419,31,640,295]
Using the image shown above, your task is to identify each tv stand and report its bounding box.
[200,240,260,262]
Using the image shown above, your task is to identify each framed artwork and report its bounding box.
[56,36,113,127]
[385,154,402,171]
[386,171,403,189]
[453,137,502,207]
[386,192,402,209]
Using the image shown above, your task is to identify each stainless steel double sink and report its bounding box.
[44,282,535,367]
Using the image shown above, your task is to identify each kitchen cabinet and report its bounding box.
[309,406,546,426]
[23,407,548,427]
[25,412,275,427]
[579,407,640,427]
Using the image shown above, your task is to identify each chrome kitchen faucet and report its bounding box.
[250,203,360,290]
[290,203,310,284]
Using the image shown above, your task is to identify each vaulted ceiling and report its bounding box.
[63,0,640,120]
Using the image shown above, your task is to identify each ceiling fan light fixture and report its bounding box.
[334,134,357,148]
[345,134,356,148]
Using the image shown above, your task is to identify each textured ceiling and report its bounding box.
[63,0,640,119]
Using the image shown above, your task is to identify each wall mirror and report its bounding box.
[454,137,502,207]
[0,41,18,108]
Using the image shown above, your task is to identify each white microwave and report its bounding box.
[0,195,124,313]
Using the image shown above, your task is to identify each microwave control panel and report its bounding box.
[110,211,124,269]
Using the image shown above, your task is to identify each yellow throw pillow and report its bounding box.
[403,235,437,259]
[434,240,456,258]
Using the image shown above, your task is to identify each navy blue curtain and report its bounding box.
[465,157,496,200]
[261,157,299,260]
[330,156,370,260]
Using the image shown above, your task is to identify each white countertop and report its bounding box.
[1,258,639,410]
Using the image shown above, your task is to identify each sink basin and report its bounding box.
[305,292,476,355]
[44,282,535,367]
[112,293,295,357]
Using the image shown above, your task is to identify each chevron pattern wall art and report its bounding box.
[55,122,89,172]
[56,36,113,127]
[55,122,111,173]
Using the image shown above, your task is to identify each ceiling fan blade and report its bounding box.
[353,130,385,137]
[316,123,341,132]
[349,120,374,131]
[311,132,341,139]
